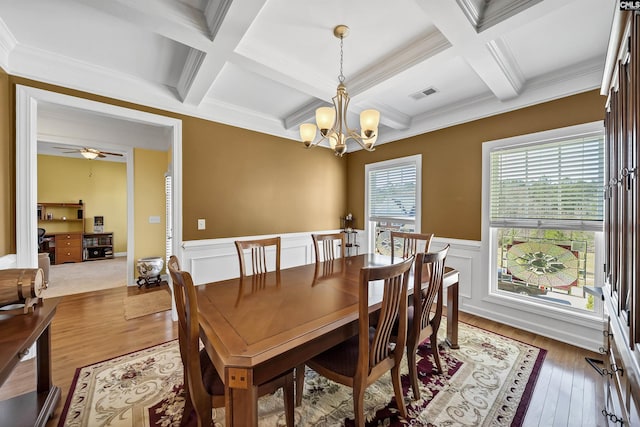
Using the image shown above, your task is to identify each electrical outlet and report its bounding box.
[197,219,206,230]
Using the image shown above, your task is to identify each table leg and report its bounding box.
[445,281,459,349]
[225,368,259,426]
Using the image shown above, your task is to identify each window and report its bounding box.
[365,155,421,254]
[485,122,604,314]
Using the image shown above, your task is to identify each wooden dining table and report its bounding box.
[196,253,459,426]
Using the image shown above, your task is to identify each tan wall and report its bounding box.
[37,155,127,253]
[0,76,348,254]
[181,116,346,239]
[346,90,606,241]
[0,69,13,255]
[133,148,167,274]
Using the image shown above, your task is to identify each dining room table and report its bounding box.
[195,252,460,426]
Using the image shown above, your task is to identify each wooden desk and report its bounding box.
[0,298,61,427]
[196,254,459,426]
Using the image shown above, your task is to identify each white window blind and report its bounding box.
[368,162,417,221]
[490,132,604,229]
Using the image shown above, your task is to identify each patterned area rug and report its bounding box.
[58,321,545,426]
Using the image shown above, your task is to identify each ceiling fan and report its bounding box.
[54,147,124,159]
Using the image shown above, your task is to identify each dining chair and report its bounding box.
[167,255,295,427]
[312,232,346,262]
[305,256,414,426]
[397,245,450,400]
[234,236,281,276]
[390,231,434,260]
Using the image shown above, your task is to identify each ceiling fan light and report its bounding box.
[316,107,336,133]
[360,109,380,132]
[300,123,317,147]
[81,150,99,160]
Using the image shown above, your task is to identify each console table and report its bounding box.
[0,298,61,427]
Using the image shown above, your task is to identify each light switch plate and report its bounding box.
[149,216,160,224]
[197,219,206,230]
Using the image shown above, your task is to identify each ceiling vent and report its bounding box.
[410,87,438,100]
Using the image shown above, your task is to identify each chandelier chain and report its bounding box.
[338,35,345,83]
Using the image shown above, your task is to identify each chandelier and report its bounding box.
[299,25,380,157]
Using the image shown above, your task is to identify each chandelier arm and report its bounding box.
[306,132,330,148]
[346,129,376,151]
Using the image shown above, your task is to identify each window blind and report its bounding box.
[368,163,417,220]
[490,132,604,228]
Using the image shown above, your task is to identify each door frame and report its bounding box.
[15,85,183,286]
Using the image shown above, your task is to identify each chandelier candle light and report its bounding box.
[299,25,380,157]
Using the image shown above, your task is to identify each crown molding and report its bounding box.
[479,0,543,32]
[349,30,451,95]
[177,48,206,102]
[0,17,16,72]
[204,0,233,40]
[486,39,524,96]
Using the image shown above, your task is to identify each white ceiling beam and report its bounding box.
[178,0,267,106]
[81,0,211,50]
[417,0,524,100]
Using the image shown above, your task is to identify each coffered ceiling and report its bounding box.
[0,0,616,152]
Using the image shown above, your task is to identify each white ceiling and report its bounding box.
[0,0,616,154]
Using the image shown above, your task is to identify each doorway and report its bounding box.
[15,85,183,286]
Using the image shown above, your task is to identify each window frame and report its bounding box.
[365,154,422,254]
[482,121,605,319]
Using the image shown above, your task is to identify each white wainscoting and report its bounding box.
[179,231,604,351]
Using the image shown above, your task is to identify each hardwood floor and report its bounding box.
[0,287,605,426]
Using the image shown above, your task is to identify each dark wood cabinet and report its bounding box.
[83,233,114,261]
[602,8,640,426]
[0,298,61,427]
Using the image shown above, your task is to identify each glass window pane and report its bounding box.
[496,228,596,312]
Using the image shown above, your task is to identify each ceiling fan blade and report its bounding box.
[97,153,106,158]
[99,151,124,157]
[54,146,80,152]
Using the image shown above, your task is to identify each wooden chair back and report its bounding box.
[306,256,414,424]
[167,256,214,425]
[405,245,449,400]
[413,246,449,336]
[390,231,434,260]
[235,236,281,276]
[360,256,413,375]
[312,233,346,262]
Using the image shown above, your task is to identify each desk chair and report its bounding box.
[390,231,434,260]
[37,228,46,252]
[312,232,345,262]
[168,255,295,427]
[396,245,450,400]
[234,236,281,276]
[305,256,414,426]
